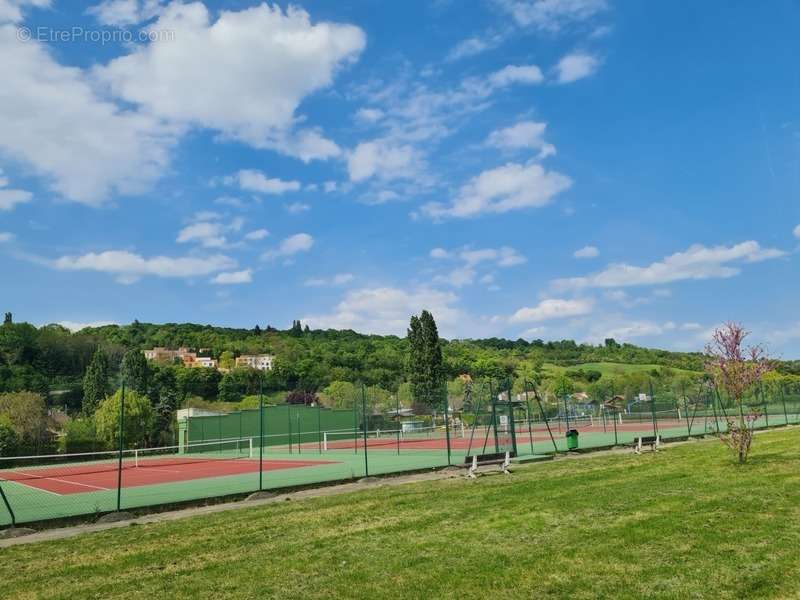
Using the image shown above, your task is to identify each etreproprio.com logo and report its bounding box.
[16,26,175,44]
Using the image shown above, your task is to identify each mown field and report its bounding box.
[543,361,701,377]
[2,429,799,599]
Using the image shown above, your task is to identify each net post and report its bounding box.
[361,384,369,477]
[116,380,126,513]
[0,481,15,527]
[259,380,264,491]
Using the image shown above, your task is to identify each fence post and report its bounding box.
[361,384,369,477]
[259,382,264,491]
[287,405,293,454]
[116,380,126,513]
[317,403,322,454]
[523,386,535,456]
[530,382,560,454]
[779,383,790,426]
[352,392,358,455]
[395,389,401,455]
[681,383,692,436]
[648,380,658,438]
[443,380,452,466]
[0,481,15,527]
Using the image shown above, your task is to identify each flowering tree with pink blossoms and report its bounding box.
[705,323,773,463]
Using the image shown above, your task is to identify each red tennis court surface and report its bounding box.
[1,457,337,495]
[319,418,691,451]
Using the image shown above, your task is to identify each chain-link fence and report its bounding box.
[1,378,799,528]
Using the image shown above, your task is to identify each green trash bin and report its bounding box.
[566,429,579,450]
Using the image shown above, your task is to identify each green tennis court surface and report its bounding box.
[4,411,800,526]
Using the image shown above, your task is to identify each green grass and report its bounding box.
[543,361,701,377]
[3,429,800,599]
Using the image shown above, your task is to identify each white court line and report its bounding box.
[134,466,182,474]
[9,470,111,492]
[1,476,63,496]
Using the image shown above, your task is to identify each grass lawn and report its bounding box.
[543,361,701,378]
[2,429,800,599]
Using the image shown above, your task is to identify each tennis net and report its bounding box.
[322,426,459,451]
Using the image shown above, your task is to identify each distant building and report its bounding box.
[194,356,218,369]
[144,347,216,369]
[235,354,274,371]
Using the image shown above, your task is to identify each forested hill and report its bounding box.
[2,317,798,400]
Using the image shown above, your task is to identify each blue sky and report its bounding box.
[1,0,799,356]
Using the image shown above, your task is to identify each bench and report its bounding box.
[464,451,513,478]
[633,435,661,454]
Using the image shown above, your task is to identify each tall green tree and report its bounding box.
[82,348,110,414]
[121,349,150,394]
[95,389,154,448]
[407,310,444,406]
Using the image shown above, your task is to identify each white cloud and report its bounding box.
[244,229,269,241]
[460,246,526,267]
[56,320,118,332]
[0,187,32,211]
[488,64,544,87]
[0,232,14,242]
[355,107,384,123]
[0,27,176,205]
[555,52,601,83]
[446,33,506,62]
[598,320,674,342]
[510,298,594,323]
[97,3,364,160]
[498,0,608,32]
[302,286,463,336]
[554,241,786,290]
[434,266,477,288]
[0,0,49,23]
[793,224,800,239]
[176,215,243,248]
[177,222,225,248]
[323,181,339,193]
[211,269,252,285]
[286,202,311,214]
[574,245,599,258]
[87,0,163,26]
[52,250,236,284]
[228,170,301,195]
[421,161,572,219]
[486,121,555,158]
[262,233,314,260]
[304,273,354,287]
[432,246,525,288]
[347,139,423,183]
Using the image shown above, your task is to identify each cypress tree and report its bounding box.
[82,348,110,414]
[121,349,150,395]
[407,310,444,406]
